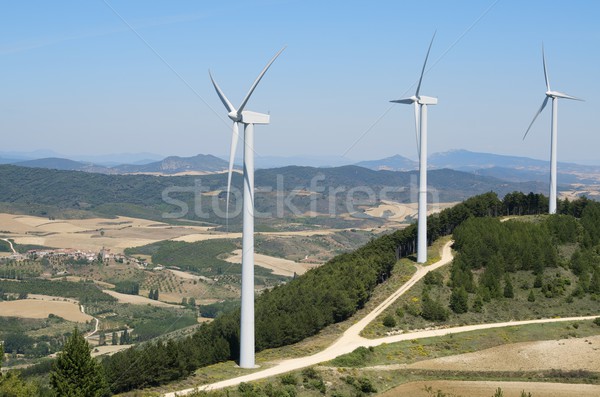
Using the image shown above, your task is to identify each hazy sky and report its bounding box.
[1,1,599,163]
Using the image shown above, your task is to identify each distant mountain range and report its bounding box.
[9,154,232,175]
[354,154,418,171]
[110,154,230,174]
[2,149,600,185]
[355,150,600,185]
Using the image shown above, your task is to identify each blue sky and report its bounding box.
[1,0,599,163]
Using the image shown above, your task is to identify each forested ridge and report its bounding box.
[101,191,587,393]
[0,164,546,224]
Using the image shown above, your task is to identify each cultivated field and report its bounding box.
[0,298,92,322]
[224,249,314,277]
[102,289,182,308]
[364,200,458,223]
[0,212,384,255]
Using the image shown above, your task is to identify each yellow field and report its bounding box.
[0,213,218,253]
[0,298,92,322]
[224,249,314,277]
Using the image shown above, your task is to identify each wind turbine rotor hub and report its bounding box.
[228,111,241,121]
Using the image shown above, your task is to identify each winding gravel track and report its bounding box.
[164,241,598,396]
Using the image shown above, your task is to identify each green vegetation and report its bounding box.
[199,300,240,319]
[352,320,599,368]
[50,328,109,396]
[126,239,288,286]
[0,279,115,304]
[114,281,139,295]
[101,192,523,393]
[365,195,600,337]
[0,239,11,252]
[0,164,546,228]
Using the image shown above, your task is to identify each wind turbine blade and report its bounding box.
[523,97,549,140]
[226,122,240,225]
[553,91,584,101]
[542,45,550,91]
[416,32,436,97]
[237,47,286,115]
[209,70,235,113]
[390,98,416,104]
[414,102,421,156]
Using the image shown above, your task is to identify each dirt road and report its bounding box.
[1,238,16,254]
[163,242,599,396]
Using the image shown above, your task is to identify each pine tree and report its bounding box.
[503,275,514,298]
[120,329,129,345]
[50,328,109,397]
[450,287,469,314]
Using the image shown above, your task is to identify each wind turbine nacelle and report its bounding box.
[240,111,270,125]
[417,96,438,105]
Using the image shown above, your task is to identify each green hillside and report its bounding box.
[0,164,547,228]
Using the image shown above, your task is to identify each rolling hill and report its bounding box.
[354,154,418,171]
[0,164,547,227]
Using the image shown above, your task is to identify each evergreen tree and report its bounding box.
[471,295,484,312]
[50,328,109,397]
[450,287,469,314]
[120,329,130,345]
[0,372,39,396]
[503,276,514,298]
[533,273,543,288]
[527,290,536,302]
[111,332,118,346]
[590,269,600,294]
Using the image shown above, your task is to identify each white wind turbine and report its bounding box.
[390,34,437,264]
[523,46,583,214]
[209,47,285,369]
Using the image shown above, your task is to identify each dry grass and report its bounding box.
[380,380,600,397]
[0,299,92,322]
[224,249,312,277]
[102,290,183,308]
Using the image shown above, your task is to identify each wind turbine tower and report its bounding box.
[523,46,583,214]
[210,48,285,368]
[391,34,437,264]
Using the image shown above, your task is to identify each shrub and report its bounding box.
[331,346,373,367]
[280,373,297,386]
[424,271,443,286]
[594,317,600,326]
[382,315,396,328]
[421,293,448,322]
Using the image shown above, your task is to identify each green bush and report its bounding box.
[331,346,373,367]
[280,373,297,386]
[382,315,396,328]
